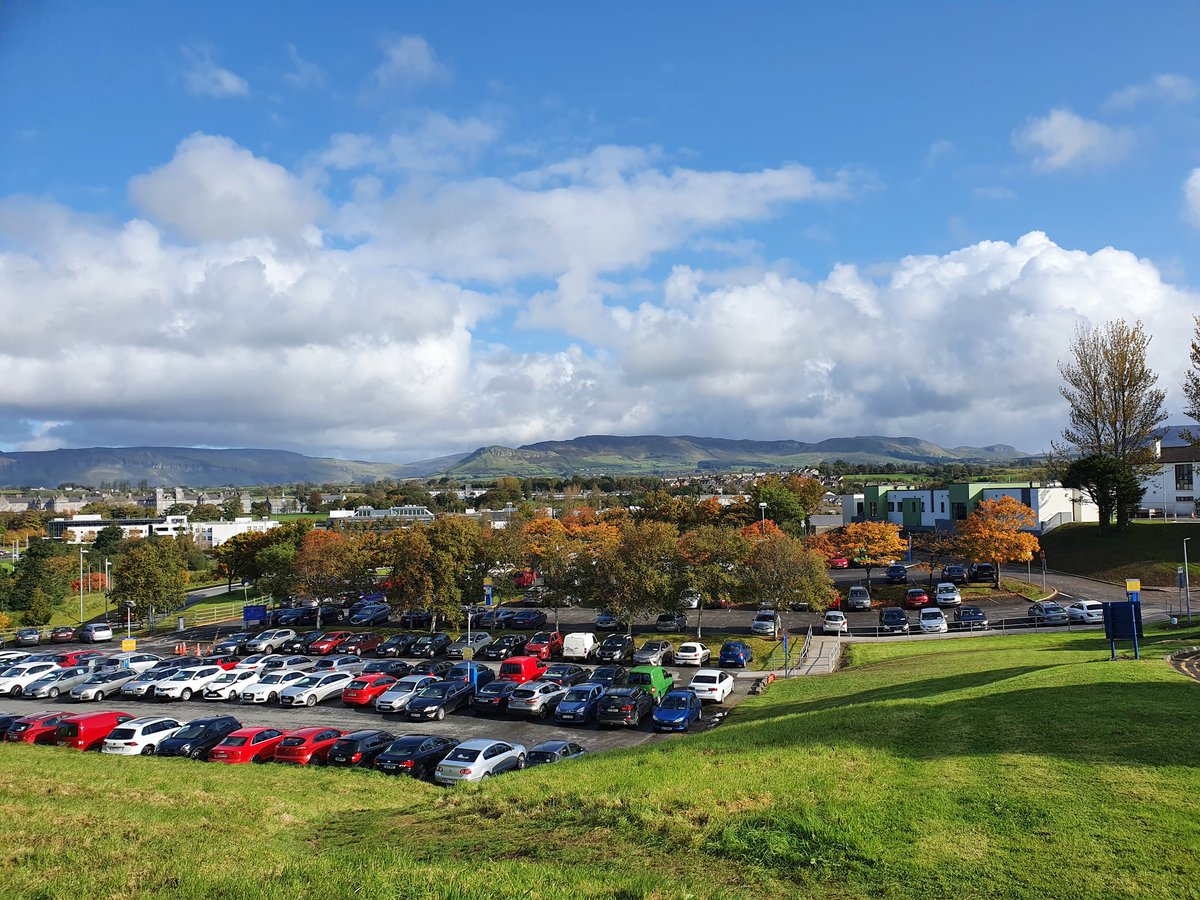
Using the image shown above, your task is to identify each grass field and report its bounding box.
[2,625,1198,898]
[1041,521,1200,585]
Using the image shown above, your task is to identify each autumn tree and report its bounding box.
[605,520,684,634]
[516,517,577,630]
[679,524,750,638]
[830,521,906,586]
[293,531,368,600]
[1183,315,1200,439]
[955,496,1040,586]
[381,527,435,624]
[110,539,187,620]
[751,474,824,535]
[740,533,833,613]
[426,516,485,629]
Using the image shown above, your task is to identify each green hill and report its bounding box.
[4,626,1197,899]
[1040,521,1200,586]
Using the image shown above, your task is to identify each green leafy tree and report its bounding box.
[111,539,188,620]
[382,527,435,625]
[8,539,72,611]
[752,475,825,535]
[740,533,833,613]
[219,498,245,521]
[21,588,52,626]
[1061,454,1145,535]
[90,524,126,559]
[190,503,223,521]
[426,516,485,629]
[163,503,193,516]
[679,524,750,638]
[605,520,684,635]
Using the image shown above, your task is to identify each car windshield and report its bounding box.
[530,633,552,643]
[601,638,624,647]
[173,724,208,739]
[564,688,593,702]
[107,728,135,740]
[692,675,715,684]
[418,685,449,698]
[921,610,942,619]
[445,747,480,763]
[660,695,689,710]
[293,676,321,688]
[220,736,248,747]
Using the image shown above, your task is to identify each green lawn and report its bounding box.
[1041,521,1200,585]
[2,627,1198,899]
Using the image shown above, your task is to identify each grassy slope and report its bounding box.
[2,628,1199,899]
[1041,522,1200,585]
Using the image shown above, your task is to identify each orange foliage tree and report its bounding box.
[955,496,1040,585]
[830,521,906,585]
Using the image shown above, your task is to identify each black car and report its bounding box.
[211,632,255,656]
[0,712,23,738]
[884,564,909,584]
[280,630,325,654]
[940,565,968,585]
[510,609,548,629]
[969,562,997,583]
[157,715,242,760]
[413,660,454,677]
[525,740,588,767]
[326,729,396,768]
[362,659,413,678]
[398,609,433,629]
[954,606,989,630]
[405,680,475,721]
[878,607,910,634]
[376,633,419,658]
[589,665,628,688]
[542,663,591,687]
[411,633,452,659]
[373,734,459,779]
[596,686,654,727]
[595,634,635,663]
[470,679,521,716]
[477,634,526,661]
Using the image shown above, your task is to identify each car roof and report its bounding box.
[125,716,178,727]
[530,740,571,752]
[454,738,506,750]
[693,668,725,676]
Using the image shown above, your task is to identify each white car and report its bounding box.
[234,654,282,671]
[279,670,355,707]
[688,668,735,703]
[101,652,163,674]
[822,611,849,634]
[434,739,526,784]
[25,666,94,699]
[120,668,183,699]
[446,632,492,658]
[154,665,225,701]
[203,669,261,700]
[0,662,59,697]
[244,629,297,654]
[674,642,711,666]
[259,655,313,674]
[561,632,599,661]
[374,674,438,713]
[918,608,949,634]
[71,668,140,701]
[239,669,308,704]
[1067,600,1105,624]
[681,591,701,609]
[101,716,183,756]
[935,583,962,607]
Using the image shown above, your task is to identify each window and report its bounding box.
[868,502,877,517]
[1176,464,1193,492]
[888,502,895,512]
[952,502,968,521]
[940,501,945,513]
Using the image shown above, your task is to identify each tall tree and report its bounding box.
[110,539,187,620]
[955,496,1040,586]
[829,521,906,586]
[679,524,749,638]
[382,527,435,623]
[1183,315,1200,438]
[1061,454,1144,535]
[608,520,684,635]
[910,530,960,588]
[740,533,833,613]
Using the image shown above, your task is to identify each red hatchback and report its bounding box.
[50,626,77,643]
[524,631,564,661]
[53,649,106,668]
[4,711,71,744]
[309,632,353,655]
[904,588,932,609]
[828,556,850,569]
[208,726,286,764]
[203,654,242,671]
[341,673,397,706]
[274,726,345,765]
[55,711,134,750]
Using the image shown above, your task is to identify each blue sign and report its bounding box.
[1101,601,1143,641]
[243,604,268,626]
[483,585,494,606]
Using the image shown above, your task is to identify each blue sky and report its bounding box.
[1,2,1199,462]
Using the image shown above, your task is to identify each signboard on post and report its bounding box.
[1102,600,1144,659]
[121,638,137,652]
[483,577,494,607]
[243,604,268,627]
[1125,578,1141,595]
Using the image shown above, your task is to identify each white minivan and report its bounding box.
[561,632,599,661]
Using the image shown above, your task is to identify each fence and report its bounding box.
[843,615,1103,639]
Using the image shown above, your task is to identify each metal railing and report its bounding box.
[844,615,1102,639]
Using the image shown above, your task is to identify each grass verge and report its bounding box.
[1041,521,1200,585]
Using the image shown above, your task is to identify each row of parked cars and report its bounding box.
[3,622,114,647]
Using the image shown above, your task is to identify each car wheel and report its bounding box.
[190,748,204,760]
[435,707,445,721]
[94,690,105,701]
[268,692,278,704]
[515,754,526,770]
[181,688,193,701]
[306,694,317,707]
[48,687,59,698]
[11,685,22,697]
[141,745,155,756]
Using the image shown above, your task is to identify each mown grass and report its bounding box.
[1041,522,1200,586]
[2,627,1198,899]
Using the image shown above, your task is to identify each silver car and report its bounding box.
[846,587,872,611]
[25,666,94,699]
[632,640,674,666]
[446,632,492,659]
[71,668,140,701]
[506,680,568,719]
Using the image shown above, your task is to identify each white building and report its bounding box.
[1139,443,1198,518]
[189,517,282,548]
[51,514,191,544]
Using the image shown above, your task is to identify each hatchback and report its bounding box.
[918,608,949,634]
[374,734,459,779]
[1029,601,1069,625]
[470,678,522,716]
[718,641,753,667]
[327,729,396,767]
[652,689,703,732]
[80,623,114,643]
[846,587,872,611]
[101,716,183,755]
[554,682,605,724]
[596,686,654,727]
[884,564,909,584]
[156,715,243,759]
[935,583,962,607]
[655,612,687,632]
[879,607,910,634]
[674,642,711,666]
[822,611,849,634]
[954,606,989,630]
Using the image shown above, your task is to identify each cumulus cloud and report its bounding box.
[1107,74,1198,111]
[372,35,448,89]
[1185,168,1200,229]
[1013,108,1134,171]
[182,47,249,98]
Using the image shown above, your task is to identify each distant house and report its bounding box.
[267,496,303,515]
[1139,440,1199,518]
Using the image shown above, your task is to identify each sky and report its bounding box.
[1,2,1199,463]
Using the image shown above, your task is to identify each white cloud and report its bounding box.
[924,139,955,168]
[128,133,326,243]
[1185,168,1200,229]
[372,35,448,89]
[1012,108,1134,172]
[283,44,325,90]
[1107,74,1198,111]
[182,47,249,98]
[320,112,497,173]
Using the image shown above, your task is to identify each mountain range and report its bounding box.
[0,435,1034,488]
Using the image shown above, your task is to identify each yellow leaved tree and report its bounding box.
[955,496,1040,586]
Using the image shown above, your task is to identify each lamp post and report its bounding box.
[759,502,767,535]
[1184,538,1192,624]
[104,559,111,621]
[78,545,85,625]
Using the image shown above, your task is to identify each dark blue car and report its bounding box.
[446,661,496,690]
[470,679,521,716]
[405,679,475,721]
[652,688,703,732]
[554,682,605,725]
[719,641,754,668]
[349,604,391,627]
[510,609,548,629]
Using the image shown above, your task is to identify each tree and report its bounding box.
[7,539,72,610]
[830,521,906,586]
[1061,454,1145,535]
[679,525,749,638]
[751,475,823,535]
[90,524,126,559]
[293,531,367,600]
[21,588,52,626]
[382,527,435,623]
[306,491,324,513]
[219,498,244,521]
[191,503,223,521]
[1183,315,1200,439]
[740,533,833,614]
[426,516,486,629]
[110,540,187,620]
[607,521,684,635]
[163,503,193,516]
[955,496,1040,586]
[910,530,960,588]
[1057,319,1167,530]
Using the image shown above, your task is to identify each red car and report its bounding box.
[828,556,850,569]
[203,654,242,671]
[55,711,134,750]
[904,587,932,609]
[274,726,345,765]
[308,632,353,655]
[4,711,71,744]
[341,673,397,706]
[52,649,107,668]
[340,633,384,656]
[497,656,548,684]
[208,726,287,764]
[50,626,77,643]
[524,631,563,661]
[513,570,538,589]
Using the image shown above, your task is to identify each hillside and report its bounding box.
[3,626,1197,898]
[1040,521,1200,586]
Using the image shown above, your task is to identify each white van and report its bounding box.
[561,632,599,661]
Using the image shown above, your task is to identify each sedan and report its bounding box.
[954,606,989,630]
[434,739,526,784]
[396,609,432,629]
[341,673,398,707]
[202,655,242,671]
[541,663,591,687]
[1029,602,1069,625]
[510,610,548,630]
[375,633,419,658]
[101,716,183,755]
[674,642,711,666]
[553,682,605,725]
[405,680,475,721]
[524,631,563,661]
[154,666,225,701]
[822,611,849,634]
[935,583,962,607]
[632,641,674,667]
[203,669,261,701]
[208,726,286,763]
[655,612,687,632]
[477,635,526,661]
[239,670,308,704]
[279,671,355,707]
[340,633,385,656]
[526,740,588,766]
[652,689,703,732]
[348,604,391,627]
[0,662,60,696]
[1067,600,1105,624]
[918,608,949,634]
[70,669,139,701]
[308,631,353,655]
[411,633,452,658]
[50,626,77,643]
[885,564,909,584]
[374,675,439,714]
[326,729,396,768]
[688,669,735,703]
[232,654,279,672]
[718,641,754,668]
[373,734,459,779]
[273,727,345,765]
[25,667,94,699]
[506,680,568,719]
[446,632,492,659]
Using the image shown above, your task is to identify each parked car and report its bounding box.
[156,715,242,759]
[954,606,989,630]
[652,689,703,732]
[828,555,850,569]
[542,662,591,687]
[561,632,599,661]
[308,631,353,655]
[674,642,711,666]
[361,659,412,678]
[507,680,569,719]
[1029,601,1069,625]
[918,608,949,634]
[903,587,931,609]
[120,668,182,700]
[397,609,433,629]
[594,609,626,630]
[446,632,492,659]
[655,612,687,633]
[554,682,605,725]
[750,611,782,638]
[5,711,73,744]
[312,655,366,675]
[411,633,453,659]
[49,626,76,643]
[846,586,872,611]
[244,629,297,654]
[239,670,308,704]
[524,631,564,661]
[341,673,399,707]
[375,633,419,658]
[327,729,396,767]
[526,740,588,766]
[511,610,548,629]
[588,665,628,689]
[208,726,286,763]
[273,726,345,765]
[688,668,735,703]
[202,654,242,671]
[101,716,183,755]
[202,669,260,701]
[406,679,476,721]
[632,640,675,666]
[879,607,911,634]
[101,651,163,674]
[15,628,42,647]
[627,665,674,700]
[597,686,655,727]
[884,564,909,584]
[718,641,754,668]
[477,608,518,629]
[79,623,114,643]
[70,668,139,701]
[935,583,962,607]
[434,739,526,784]
[969,562,997,583]
[278,630,324,654]
[0,662,60,697]
[259,654,314,675]
[447,661,496,689]
[374,734,459,779]
[595,634,635,663]
[0,651,31,668]
[211,632,255,655]
[155,665,225,701]
[374,674,438,713]
[26,666,94,699]
[822,611,849,634]
[52,709,134,752]
[336,633,381,656]
[941,565,968,584]
[477,634,526,661]
[0,712,22,738]
[349,604,391,627]
[279,671,356,707]
[471,678,522,716]
[1067,600,1105,624]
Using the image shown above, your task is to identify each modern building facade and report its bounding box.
[842,482,1097,533]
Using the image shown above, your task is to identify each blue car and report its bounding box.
[510,609,548,629]
[554,682,606,725]
[652,688,703,732]
[350,605,391,627]
[719,641,754,668]
[446,661,496,690]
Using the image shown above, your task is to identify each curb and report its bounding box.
[1166,645,1200,663]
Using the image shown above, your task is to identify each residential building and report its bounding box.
[189,517,281,548]
[1139,443,1199,518]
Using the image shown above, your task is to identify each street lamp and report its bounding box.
[78,545,85,626]
[759,502,767,535]
[104,559,111,621]
[1184,538,1192,624]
